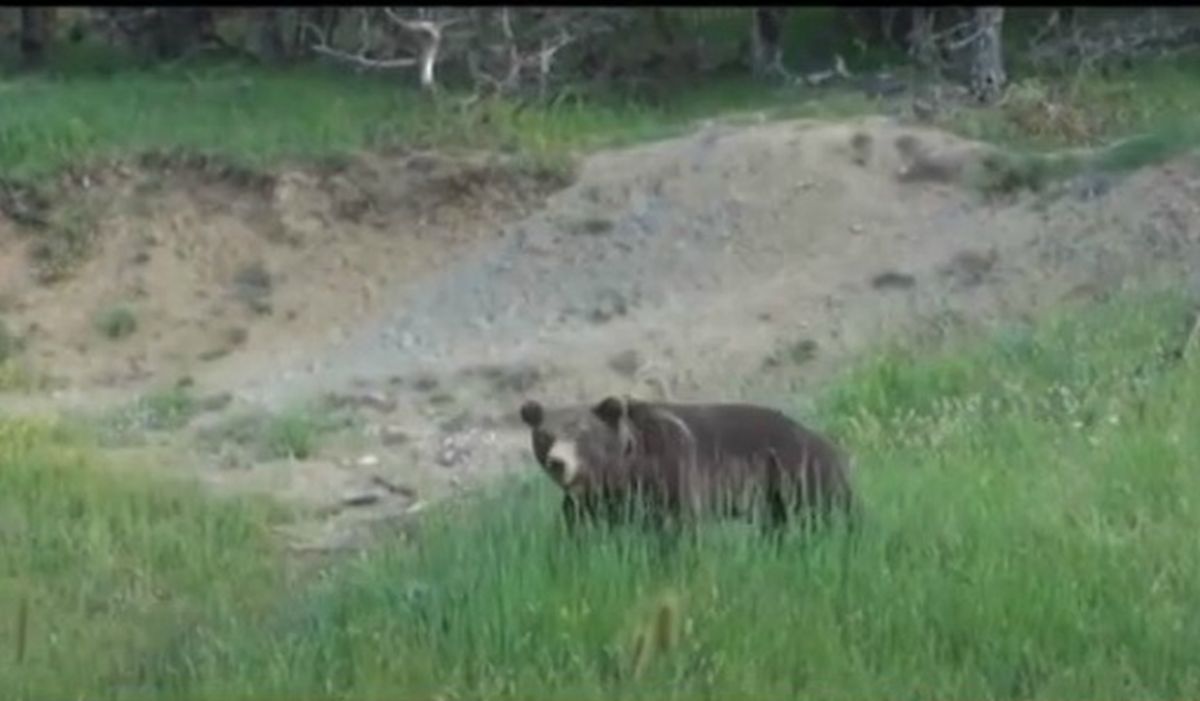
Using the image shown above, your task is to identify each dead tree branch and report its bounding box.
[305,8,460,91]
[462,7,612,100]
[381,9,458,90]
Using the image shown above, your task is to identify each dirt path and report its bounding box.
[5,115,1200,552]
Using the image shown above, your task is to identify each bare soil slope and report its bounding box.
[0,151,562,393]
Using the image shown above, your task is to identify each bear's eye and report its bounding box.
[546,458,566,477]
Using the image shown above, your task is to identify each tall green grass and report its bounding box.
[0,418,286,700]
[2,286,1185,699]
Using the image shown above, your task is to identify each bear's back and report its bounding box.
[643,401,842,469]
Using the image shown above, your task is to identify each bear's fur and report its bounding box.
[519,395,856,535]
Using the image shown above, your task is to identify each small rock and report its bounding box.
[341,490,382,508]
[357,454,381,468]
[437,434,469,468]
[849,224,865,235]
[871,271,917,290]
[607,349,642,378]
[437,448,461,468]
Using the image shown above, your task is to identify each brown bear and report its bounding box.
[518,395,856,536]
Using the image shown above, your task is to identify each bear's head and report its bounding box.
[518,396,635,491]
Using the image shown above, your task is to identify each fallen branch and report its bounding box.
[308,39,417,70]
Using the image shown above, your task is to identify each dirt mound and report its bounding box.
[0,150,565,392]
[6,114,1200,553]
[225,116,1199,408]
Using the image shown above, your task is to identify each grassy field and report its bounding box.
[5,12,1200,699]
[3,285,1199,700]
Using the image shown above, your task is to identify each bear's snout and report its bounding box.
[545,456,567,480]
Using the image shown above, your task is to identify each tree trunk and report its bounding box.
[907,7,940,71]
[19,7,55,68]
[145,8,214,60]
[750,7,788,79]
[967,6,1006,103]
[256,8,288,62]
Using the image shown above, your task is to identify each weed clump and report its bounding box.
[95,304,138,340]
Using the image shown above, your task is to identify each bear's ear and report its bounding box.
[519,400,544,428]
[592,395,626,430]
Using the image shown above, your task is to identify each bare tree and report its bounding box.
[304,7,626,98]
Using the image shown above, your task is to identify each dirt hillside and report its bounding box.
[4,114,1200,551]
